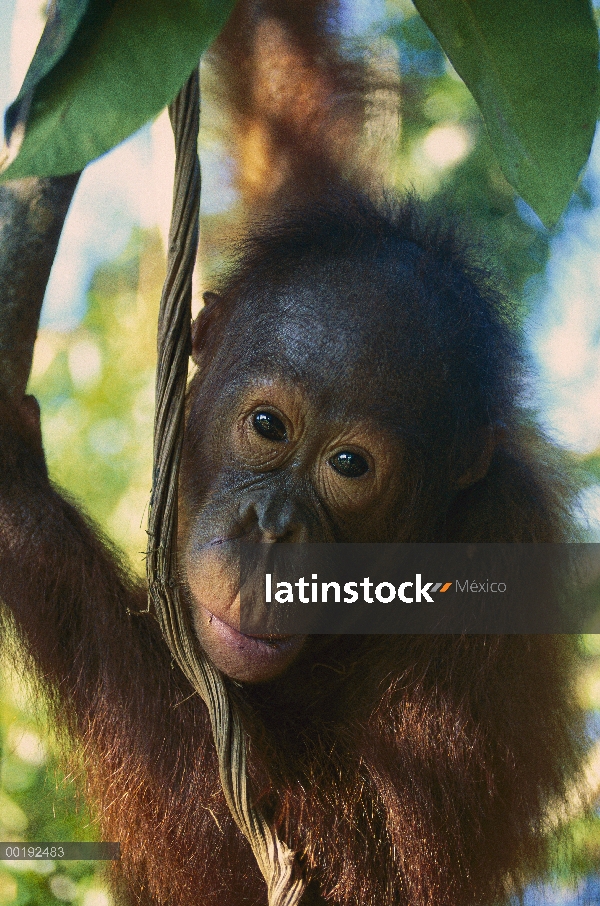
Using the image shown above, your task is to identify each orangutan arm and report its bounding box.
[0,396,146,710]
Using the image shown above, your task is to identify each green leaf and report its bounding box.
[0,0,236,181]
[409,0,600,227]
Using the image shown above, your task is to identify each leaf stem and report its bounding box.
[0,173,80,401]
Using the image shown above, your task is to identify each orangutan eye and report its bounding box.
[329,450,369,478]
[252,411,288,442]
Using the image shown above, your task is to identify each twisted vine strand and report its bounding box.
[145,69,306,906]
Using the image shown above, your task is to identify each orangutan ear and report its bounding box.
[455,424,506,490]
[191,292,231,365]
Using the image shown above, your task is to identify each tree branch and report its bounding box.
[0,173,80,402]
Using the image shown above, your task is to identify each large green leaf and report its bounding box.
[410,0,599,227]
[0,0,236,181]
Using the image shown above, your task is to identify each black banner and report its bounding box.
[238,543,600,634]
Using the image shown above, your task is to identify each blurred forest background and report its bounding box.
[1,0,600,903]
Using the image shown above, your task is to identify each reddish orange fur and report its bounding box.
[0,400,584,905]
[209,0,396,210]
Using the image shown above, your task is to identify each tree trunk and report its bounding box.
[0,173,80,402]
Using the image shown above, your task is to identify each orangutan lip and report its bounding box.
[199,605,296,650]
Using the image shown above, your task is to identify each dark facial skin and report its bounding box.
[179,265,494,682]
